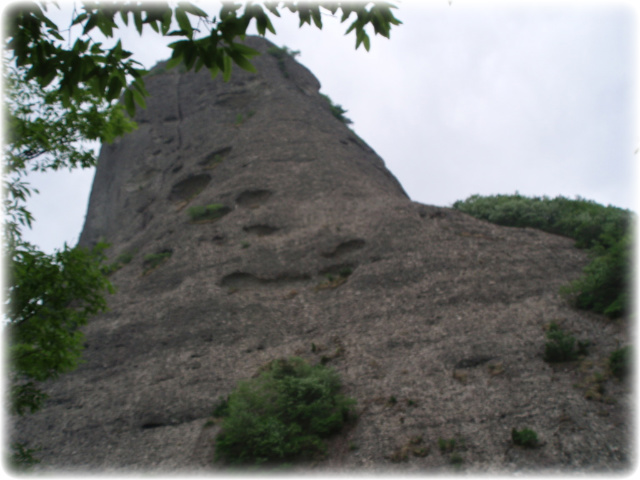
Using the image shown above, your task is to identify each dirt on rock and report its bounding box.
[11,36,632,474]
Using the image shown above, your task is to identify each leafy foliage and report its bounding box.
[7,242,114,415]
[453,194,633,318]
[544,322,579,363]
[609,346,632,380]
[6,2,401,117]
[101,250,136,275]
[438,438,457,453]
[560,233,631,318]
[4,60,119,423]
[214,357,356,465]
[8,442,41,470]
[267,45,300,78]
[452,194,630,249]
[187,203,229,222]
[3,64,136,246]
[320,93,353,125]
[142,251,173,273]
[511,428,538,448]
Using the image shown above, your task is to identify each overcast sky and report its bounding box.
[16,0,638,254]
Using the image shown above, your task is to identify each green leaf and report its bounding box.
[124,89,135,117]
[96,13,116,37]
[166,54,184,70]
[264,1,281,17]
[46,28,64,41]
[174,7,193,38]
[82,14,98,35]
[209,63,220,79]
[256,14,268,36]
[229,43,259,57]
[311,7,322,29]
[132,89,146,109]
[345,19,358,35]
[133,10,143,34]
[179,2,209,18]
[161,9,173,34]
[40,70,56,88]
[222,53,232,82]
[105,75,123,102]
[71,12,88,26]
[119,10,129,26]
[228,49,257,73]
[298,8,311,27]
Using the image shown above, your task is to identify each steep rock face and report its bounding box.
[14,37,630,473]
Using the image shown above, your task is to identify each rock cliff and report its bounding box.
[12,36,631,473]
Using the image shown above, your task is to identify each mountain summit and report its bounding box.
[13,36,630,472]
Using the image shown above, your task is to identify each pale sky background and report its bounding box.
[13,0,638,254]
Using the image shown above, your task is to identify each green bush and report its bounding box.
[8,442,40,470]
[187,204,229,222]
[214,357,356,465]
[102,250,135,275]
[438,438,456,453]
[267,45,300,78]
[212,396,230,418]
[452,194,630,248]
[560,233,631,318]
[453,193,633,318]
[511,428,538,448]
[544,323,578,363]
[320,93,353,125]
[609,346,632,380]
[142,250,172,273]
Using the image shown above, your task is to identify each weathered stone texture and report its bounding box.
[13,37,631,473]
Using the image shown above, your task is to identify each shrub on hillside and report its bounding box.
[187,204,229,222]
[511,428,539,448]
[453,193,633,318]
[214,357,356,465]
[560,233,631,318]
[544,322,579,363]
[609,346,632,380]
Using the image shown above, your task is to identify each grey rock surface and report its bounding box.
[13,36,631,474]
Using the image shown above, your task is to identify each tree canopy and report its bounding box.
[7,1,402,117]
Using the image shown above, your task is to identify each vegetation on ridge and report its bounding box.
[453,193,633,319]
[321,93,354,125]
[267,45,300,78]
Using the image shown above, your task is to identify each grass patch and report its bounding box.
[450,452,464,466]
[511,428,539,448]
[438,438,457,453]
[102,250,135,275]
[214,357,356,465]
[267,45,300,78]
[453,193,633,318]
[315,267,353,291]
[187,204,229,222]
[142,250,172,274]
[320,93,353,125]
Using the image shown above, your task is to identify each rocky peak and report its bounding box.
[14,36,630,473]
